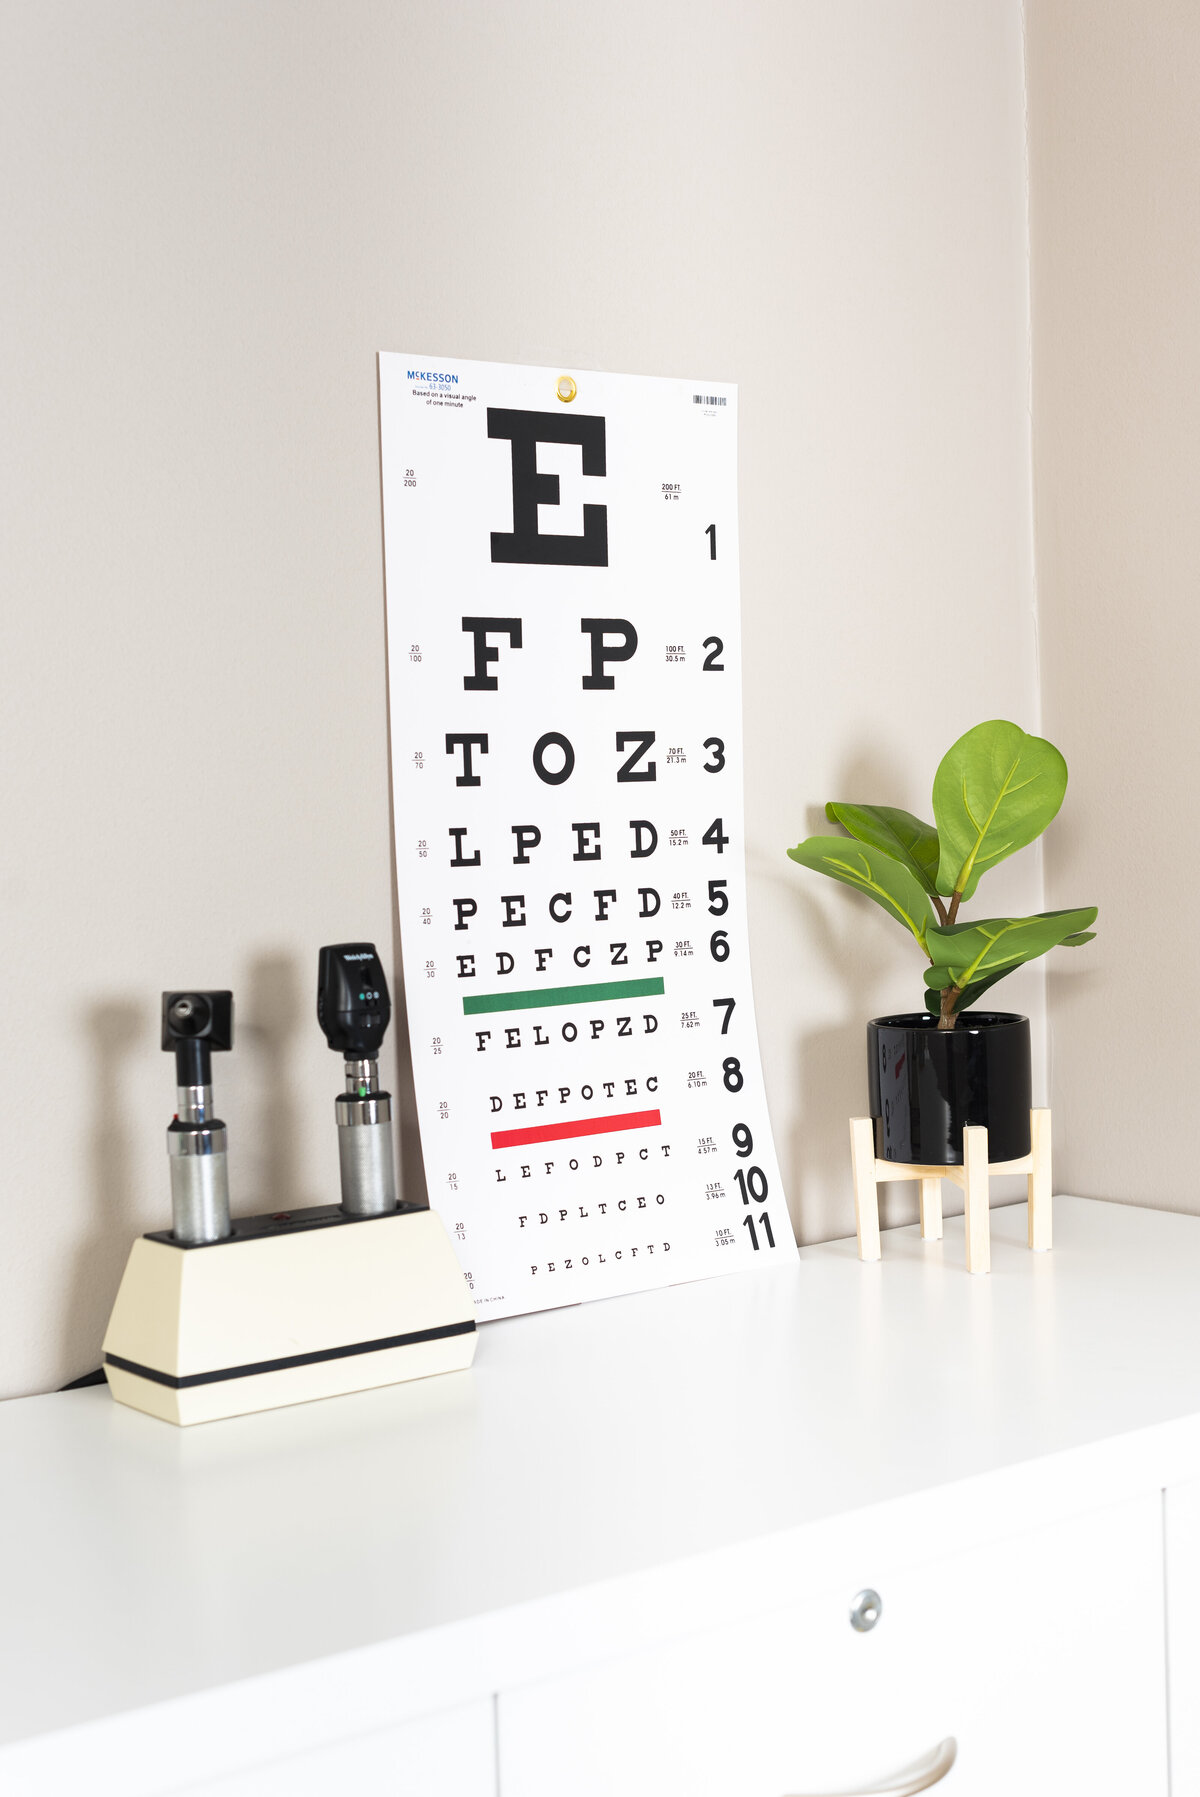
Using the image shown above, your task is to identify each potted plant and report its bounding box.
[787,720,1096,1166]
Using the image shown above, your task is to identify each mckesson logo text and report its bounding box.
[407,369,459,384]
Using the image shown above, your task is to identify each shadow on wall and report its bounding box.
[780,877,923,1242]
[242,951,312,1212]
[384,635,430,1210]
[774,749,928,1245]
[390,908,430,1211]
[65,997,151,1383]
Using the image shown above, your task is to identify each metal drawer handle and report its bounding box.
[784,1735,957,1796]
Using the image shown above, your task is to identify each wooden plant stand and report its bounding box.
[849,1109,1052,1275]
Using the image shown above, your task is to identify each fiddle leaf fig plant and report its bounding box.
[787,721,1097,1030]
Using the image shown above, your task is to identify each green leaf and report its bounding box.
[925,906,1098,993]
[825,802,940,896]
[787,835,935,950]
[932,721,1068,899]
[924,965,1013,1016]
[925,923,1099,1018]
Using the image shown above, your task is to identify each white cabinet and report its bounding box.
[1166,1477,1200,1791]
[168,1699,495,1797]
[499,1495,1167,1797]
[7,1202,1200,1797]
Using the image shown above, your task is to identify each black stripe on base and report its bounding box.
[105,1319,477,1390]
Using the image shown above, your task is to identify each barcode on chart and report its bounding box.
[692,394,727,407]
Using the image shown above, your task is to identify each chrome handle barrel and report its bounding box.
[336,1061,397,1216]
[168,1123,232,1243]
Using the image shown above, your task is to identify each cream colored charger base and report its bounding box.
[102,1205,477,1425]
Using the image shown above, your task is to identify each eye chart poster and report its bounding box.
[379,354,792,1319]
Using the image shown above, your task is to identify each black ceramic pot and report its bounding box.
[868,1012,1032,1165]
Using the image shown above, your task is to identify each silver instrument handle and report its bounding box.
[785,1736,957,1797]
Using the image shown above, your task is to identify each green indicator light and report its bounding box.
[358,1084,369,1097]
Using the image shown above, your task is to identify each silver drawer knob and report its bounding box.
[850,1588,883,1632]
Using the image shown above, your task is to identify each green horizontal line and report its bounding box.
[463,977,665,1016]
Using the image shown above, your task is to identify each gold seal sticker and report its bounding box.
[555,375,577,403]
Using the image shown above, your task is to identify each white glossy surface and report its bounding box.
[4,1196,1200,1789]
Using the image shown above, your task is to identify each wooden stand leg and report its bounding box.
[1028,1107,1052,1251]
[850,1117,881,1262]
[919,1177,942,1241]
[963,1125,990,1275]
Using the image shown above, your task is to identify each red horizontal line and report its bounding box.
[491,1109,662,1151]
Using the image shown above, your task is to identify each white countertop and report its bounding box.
[5,1195,1200,1788]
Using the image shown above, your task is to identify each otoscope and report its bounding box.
[163,990,234,1244]
[317,943,398,1216]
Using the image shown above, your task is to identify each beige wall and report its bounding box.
[1,1,1040,1397]
[1029,1,1200,1210]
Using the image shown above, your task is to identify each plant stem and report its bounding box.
[936,889,966,1026]
[938,985,961,1031]
[930,894,948,926]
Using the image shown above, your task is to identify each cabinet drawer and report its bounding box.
[172,1697,495,1797]
[500,1495,1166,1796]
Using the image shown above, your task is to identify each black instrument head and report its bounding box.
[162,992,234,1051]
[162,991,233,1086]
[317,943,391,1057]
